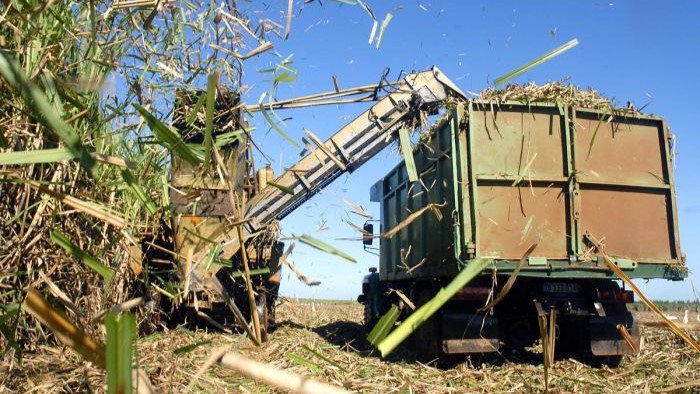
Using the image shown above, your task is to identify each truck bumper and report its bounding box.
[441,313,499,354]
[590,317,640,356]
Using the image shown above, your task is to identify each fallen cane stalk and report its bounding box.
[187,346,232,390]
[22,288,105,368]
[585,234,700,353]
[537,314,549,392]
[93,297,145,321]
[616,324,638,354]
[219,352,351,394]
[22,288,155,393]
[237,222,262,342]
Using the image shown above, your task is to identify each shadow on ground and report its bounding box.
[277,318,618,370]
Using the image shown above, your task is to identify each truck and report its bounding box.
[358,99,686,364]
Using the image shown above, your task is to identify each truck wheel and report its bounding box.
[501,318,536,350]
[412,287,442,363]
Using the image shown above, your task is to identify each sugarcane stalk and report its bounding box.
[211,143,262,344]
[22,288,106,368]
[585,233,700,353]
[219,352,350,394]
[376,258,490,357]
[237,222,262,343]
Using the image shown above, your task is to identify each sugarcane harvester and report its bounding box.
[165,67,466,344]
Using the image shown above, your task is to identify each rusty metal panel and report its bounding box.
[170,189,234,216]
[470,104,566,179]
[579,188,674,261]
[573,109,679,263]
[173,216,237,260]
[469,103,570,260]
[477,183,568,259]
[574,114,666,187]
[377,100,683,281]
[590,319,640,356]
[443,338,500,354]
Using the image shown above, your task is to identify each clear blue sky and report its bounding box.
[238,1,699,301]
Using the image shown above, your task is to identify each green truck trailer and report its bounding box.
[359,100,686,364]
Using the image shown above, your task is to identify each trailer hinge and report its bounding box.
[466,242,476,259]
[572,188,581,220]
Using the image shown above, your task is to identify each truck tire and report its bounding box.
[412,286,442,363]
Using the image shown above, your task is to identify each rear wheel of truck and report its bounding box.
[412,286,443,363]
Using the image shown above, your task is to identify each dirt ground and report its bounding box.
[1,300,699,393]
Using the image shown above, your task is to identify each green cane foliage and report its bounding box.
[300,344,347,372]
[0,53,98,177]
[133,103,202,166]
[260,104,300,149]
[398,127,418,182]
[0,148,74,166]
[376,259,490,356]
[267,181,295,195]
[299,234,357,263]
[494,39,579,86]
[229,268,270,279]
[185,93,207,126]
[367,305,400,346]
[106,312,136,394]
[204,244,221,272]
[375,12,393,49]
[0,303,21,355]
[586,109,613,159]
[203,73,217,167]
[258,57,301,149]
[50,230,115,284]
[120,169,158,215]
[173,340,212,355]
[285,351,322,374]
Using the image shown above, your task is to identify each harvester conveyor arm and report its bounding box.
[245,67,465,229]
[196,67,465,263]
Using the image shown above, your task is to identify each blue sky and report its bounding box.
[237,1,699,301]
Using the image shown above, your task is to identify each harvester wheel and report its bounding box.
[257,293,270,342]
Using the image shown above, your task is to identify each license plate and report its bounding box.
[543,282,580,294]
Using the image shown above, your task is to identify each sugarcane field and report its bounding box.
[1,2,699,394]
